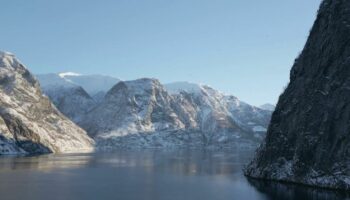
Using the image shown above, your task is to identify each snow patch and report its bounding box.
[165,82,204,95]
[59,72,82,78]
[259,103,275,111]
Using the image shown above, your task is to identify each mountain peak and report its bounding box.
[0,51,22,70]
[118,78,162,91]
[126,77,160,85]
[0,51,14,58]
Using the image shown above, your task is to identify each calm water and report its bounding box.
[0,149,349,200]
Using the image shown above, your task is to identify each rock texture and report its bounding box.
[0,52,94,155]
[245,0,350,190]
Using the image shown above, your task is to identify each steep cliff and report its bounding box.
[245,0,350,190]
[0,52,94,155]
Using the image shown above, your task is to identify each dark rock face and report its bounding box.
[245,0,350,190]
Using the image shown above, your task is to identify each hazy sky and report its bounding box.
[1,0,321,106]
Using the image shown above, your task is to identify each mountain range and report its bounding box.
[0,50,274,154]
[37,73,273,149]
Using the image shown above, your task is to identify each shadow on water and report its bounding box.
[247,178,350,200]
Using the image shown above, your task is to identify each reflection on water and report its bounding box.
[0,154,93,172]
[248,178,350,200]
[0,149,348,200]
[0,150,248,176]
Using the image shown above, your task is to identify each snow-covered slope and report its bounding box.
[259,103,275,111]
[37,73,96,123]
[36,72,272,149]
[45,86,96,124]
[37,73,120,101]
[58,73,120,97]
[166,82,272,141]
[81,78,185,137]
[0,52,94,155]
[37,73,77,89]
[37,73,120,123]
[165,82,203,95]
[77,80,272,148]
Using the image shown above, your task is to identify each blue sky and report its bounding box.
[1,0,321,106]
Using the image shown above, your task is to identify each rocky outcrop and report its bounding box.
[245,0,350,190]
[0,52,94,155]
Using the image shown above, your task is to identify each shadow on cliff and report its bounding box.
[0,135,51,155]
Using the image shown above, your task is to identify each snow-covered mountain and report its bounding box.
[80,79,187,145]
[259,103,275,111]
[0,52,94,155]
[79,80,272,148]
[37,73,120,122]
[36,74,272,149]
[165,82,271,139]
[37,73,96,123]
[37,73,120,102]
[58,73,120,97]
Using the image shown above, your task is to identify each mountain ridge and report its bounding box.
[38,74,272,149]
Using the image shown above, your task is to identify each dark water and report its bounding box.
[0,149,348,200]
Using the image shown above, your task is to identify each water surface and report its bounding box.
[0,149,348,200]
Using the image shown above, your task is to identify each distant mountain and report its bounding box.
[37,73,121,122]
[80,78,191,148]
[37,73,96,123]
[259,103,275,111]
[165,82,272,139]
[37,75,272,149]
[58,72,121,96]
[37,73,120,101]
[80,80,272,148]
[0,52,93,155]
